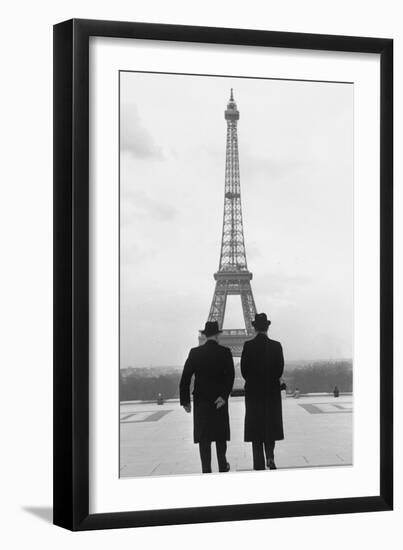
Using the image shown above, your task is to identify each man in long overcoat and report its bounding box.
[241,313,284,470]
[180,321,235,473]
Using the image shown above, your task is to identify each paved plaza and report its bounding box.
[120,395,352,478]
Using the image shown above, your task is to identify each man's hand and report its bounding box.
[183,404,191,413]
[214,396,226,409]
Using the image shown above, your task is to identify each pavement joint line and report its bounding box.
[306,401,353,407]
[298,403,353,415]
[150,463,161,475]
[120,409,173,416]
[120,413,136,421]
[120,410,174,423]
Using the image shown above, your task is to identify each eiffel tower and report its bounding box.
[199,89,257,356]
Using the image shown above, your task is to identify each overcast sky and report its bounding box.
[120,71,353,367]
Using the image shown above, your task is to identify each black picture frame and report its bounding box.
[53,18,393,531]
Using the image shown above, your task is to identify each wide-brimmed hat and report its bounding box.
[200,321,222,337]
[252,313,271,330]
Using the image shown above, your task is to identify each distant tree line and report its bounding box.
[283,361,352,394]
[120,370,181,401]
[119,360,352,402]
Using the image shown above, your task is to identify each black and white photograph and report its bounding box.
[119,71,353,478]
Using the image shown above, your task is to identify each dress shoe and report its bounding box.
[267,459,277,470]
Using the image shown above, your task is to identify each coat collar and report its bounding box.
[254,333,269,340]
[204,339,219,346]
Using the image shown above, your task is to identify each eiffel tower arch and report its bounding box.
[199,90,258,357]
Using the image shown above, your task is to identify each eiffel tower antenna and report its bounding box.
[199,90,258,356]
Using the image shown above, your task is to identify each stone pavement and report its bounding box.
[120,395,352,478]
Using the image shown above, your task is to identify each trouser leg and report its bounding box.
[252,441,266,470]
[199,441,212,473]
[264,440,276,460]
[216,441,228,472]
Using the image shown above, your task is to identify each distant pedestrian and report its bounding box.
[241,313,284,471]
[333,385,340,398]
[157,393,164,405]
[179,321,235,473]
[294,387,300,398]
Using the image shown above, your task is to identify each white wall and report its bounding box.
[0,1,400,548]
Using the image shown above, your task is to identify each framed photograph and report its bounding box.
[53,19,393,530]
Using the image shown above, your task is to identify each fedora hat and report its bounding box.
[252,313,271,330]
[200,321,222,337]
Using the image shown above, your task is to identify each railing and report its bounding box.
[221,329,248,336]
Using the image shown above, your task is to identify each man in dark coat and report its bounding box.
[180,321,235,473]
[241,313,284,470]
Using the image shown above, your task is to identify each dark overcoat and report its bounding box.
[179,340,235,443]
[241,334,284,442]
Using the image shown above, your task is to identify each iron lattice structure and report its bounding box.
[199,90,257,356]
